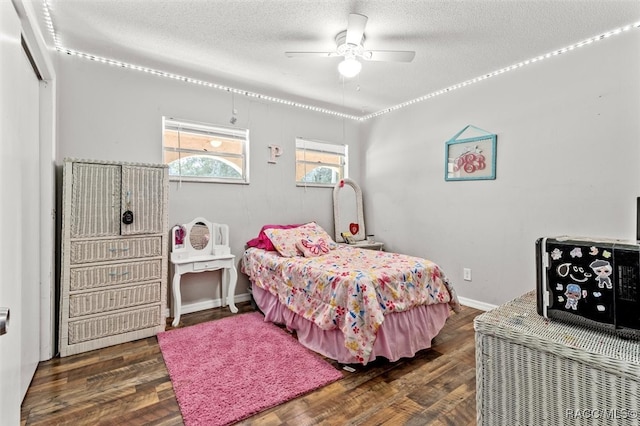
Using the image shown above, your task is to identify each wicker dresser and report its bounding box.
[59,159,169,357]
[475,291,640,426]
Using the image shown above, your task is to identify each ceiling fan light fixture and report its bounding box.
[338,56,362,78]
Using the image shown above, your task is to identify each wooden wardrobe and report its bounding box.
[59,159,169,357]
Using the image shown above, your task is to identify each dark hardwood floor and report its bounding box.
[21,303,482,426]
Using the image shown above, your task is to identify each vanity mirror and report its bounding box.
[189,221,210,250]
[171,217,230,261]
[172,222,210,252]
[333,178,365,243]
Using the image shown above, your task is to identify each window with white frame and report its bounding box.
[163,117,249,183]
[295,138,348,187]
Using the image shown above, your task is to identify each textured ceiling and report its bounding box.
[36,0,640,116]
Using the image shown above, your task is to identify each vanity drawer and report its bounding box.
[67,305,161,344]
[70,259,162,291]
[192,257,233,271]
[70,236,163,264]
[69,282,161,317]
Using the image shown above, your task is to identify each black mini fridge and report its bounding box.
[536,236,640,339]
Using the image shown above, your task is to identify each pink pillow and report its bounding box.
[264,226,305,257]
[296,236,330,257]
[264,222,337,257]
[304,222,338,250]
[246,224,302,251]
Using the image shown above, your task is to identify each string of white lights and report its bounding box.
[57,47,362,121]
[42,0,61,50]
[41,0,361,121]
[362,21,640,121]
[41,0,639,122]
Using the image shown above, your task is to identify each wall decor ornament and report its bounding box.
[445,125,497,181]
[268,144,283,163]
[349,223,360,235]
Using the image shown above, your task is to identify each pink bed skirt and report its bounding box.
[251,285,451,364]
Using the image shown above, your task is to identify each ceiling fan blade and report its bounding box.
[346,13,368,45]
[363,50,416,62]
[285,51,339,58]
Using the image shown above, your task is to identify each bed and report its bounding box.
[241,222,460,365]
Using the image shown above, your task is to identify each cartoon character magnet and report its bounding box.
[589,259,613,289]
[564,284,582,310]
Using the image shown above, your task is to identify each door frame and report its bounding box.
[13,0,58,361]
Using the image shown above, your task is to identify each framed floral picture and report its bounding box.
[445,125,497,181]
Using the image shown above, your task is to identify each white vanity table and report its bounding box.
[170,217,238,327]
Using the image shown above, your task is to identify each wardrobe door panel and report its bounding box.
[120,165,165,235]
[70,163,121,237]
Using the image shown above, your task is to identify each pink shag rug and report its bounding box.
[157,312,343,426]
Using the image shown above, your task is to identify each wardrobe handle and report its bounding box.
[109,247,129,252]
[0,307,9,336]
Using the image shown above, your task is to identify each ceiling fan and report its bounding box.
[285,13,416,78]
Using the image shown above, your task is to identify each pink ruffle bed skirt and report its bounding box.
[251,285,451,364]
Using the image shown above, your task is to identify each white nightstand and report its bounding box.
[341,241,384,251]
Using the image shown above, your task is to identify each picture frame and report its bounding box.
[445,125,497,181]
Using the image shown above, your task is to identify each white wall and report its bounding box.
[362,31,640,306]
[56,56,360,307]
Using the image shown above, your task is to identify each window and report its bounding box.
[295,138,348,187]
[163,118,249,183]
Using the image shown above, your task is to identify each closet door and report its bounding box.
[120,165,165,235]
[70,163,121,237]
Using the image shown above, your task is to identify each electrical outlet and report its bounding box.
[463,268,472,281]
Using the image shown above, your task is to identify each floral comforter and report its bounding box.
[242,246,460,364]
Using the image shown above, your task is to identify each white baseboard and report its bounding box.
[165,292,253,317]
[458,296,497,312]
